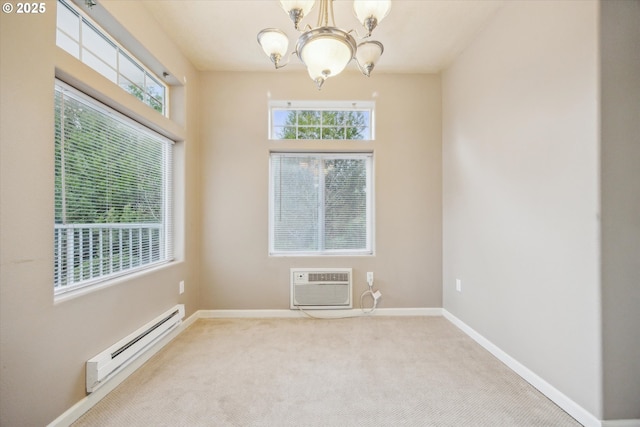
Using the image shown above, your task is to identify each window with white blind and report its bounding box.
[56,0,167,115]
[54,81,173,295]
[269,153,373,255]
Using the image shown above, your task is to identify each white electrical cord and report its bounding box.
[297,305,358,320]
[297,276,381,320]
[360,276,380,314]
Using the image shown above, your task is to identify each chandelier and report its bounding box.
[257,0,391,90]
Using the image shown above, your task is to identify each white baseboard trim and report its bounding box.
[47,310,199,427]
[442,309,603,427]
[199,307,443,319]
[601,421,640,427]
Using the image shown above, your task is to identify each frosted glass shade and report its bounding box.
[280,0,315,16]
[280,0,315,28]
[257,29,289,67]
[355,41,383,76]
[353,0,391,34]
[297,28,356,88]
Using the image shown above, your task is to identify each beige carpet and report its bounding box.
[73,316,582,426]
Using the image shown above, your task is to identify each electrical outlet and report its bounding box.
[179,280,185,294]
[367,272,374,283]
[456,279,462,292]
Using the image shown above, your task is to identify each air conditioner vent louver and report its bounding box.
[291,268,352,310]
[308,272,349,282]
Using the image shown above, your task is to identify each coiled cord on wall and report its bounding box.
[360,276,379,314]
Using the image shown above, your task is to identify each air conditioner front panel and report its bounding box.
[293,283,350,306]
[290,268,352,310]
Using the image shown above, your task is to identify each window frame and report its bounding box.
[268,151,375,257]
[56,0,168,116]
[54,80,174,297]
[268,100,375,141]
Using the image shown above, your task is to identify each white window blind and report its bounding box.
[54,81,173,295]
[270,153,373,255]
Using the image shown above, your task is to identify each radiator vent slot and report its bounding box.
[111,309,179,360]
[291,268,352,310]
[86,304,185,393]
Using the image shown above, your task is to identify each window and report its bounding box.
[270,101,374,140]
[54,81,173,295]
[56,0,167,114]
[269,153,373,255]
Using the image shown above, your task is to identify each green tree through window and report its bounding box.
[273,108,371,140]
[54,82,172,293]
[55,90,165,224]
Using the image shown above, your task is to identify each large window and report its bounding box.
[269,153,373,255]
[54,81,173,295]
[270,101,374,140]
[56,0,167,115]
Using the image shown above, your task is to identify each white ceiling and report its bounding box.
[141,0,505,74]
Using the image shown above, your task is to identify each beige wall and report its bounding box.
[0,1,201,425]
[600,0,640,420]
[442,0,601,417]
[4,0,638,424]
[200,71,442,309]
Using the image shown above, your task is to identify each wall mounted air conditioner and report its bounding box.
[290,268,352,310]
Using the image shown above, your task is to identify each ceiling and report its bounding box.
[141,0,506,75]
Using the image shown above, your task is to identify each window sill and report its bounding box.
[269,252,375,257]
[53,260,177,304]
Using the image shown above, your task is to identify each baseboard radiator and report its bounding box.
[86,304,185,393]
[291,268,352,309]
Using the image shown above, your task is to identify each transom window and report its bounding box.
[54,81,173,296]
[270,101,374,140]
[56,0,167,115]
[269,153,373,255]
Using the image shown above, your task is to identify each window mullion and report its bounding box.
[318,158,326,251]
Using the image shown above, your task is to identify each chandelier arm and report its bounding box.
[265,53,289,70]
[300,23,313,33]
[268,50,298,70]
[328,0,336,27]
[274,50,297,69]
[349,28,370,40]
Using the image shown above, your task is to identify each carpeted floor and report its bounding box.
[73,316,582,426]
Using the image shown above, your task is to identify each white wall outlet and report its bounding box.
[456,279,462,292]
[367,272,374,283]
[179,280,185,294]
